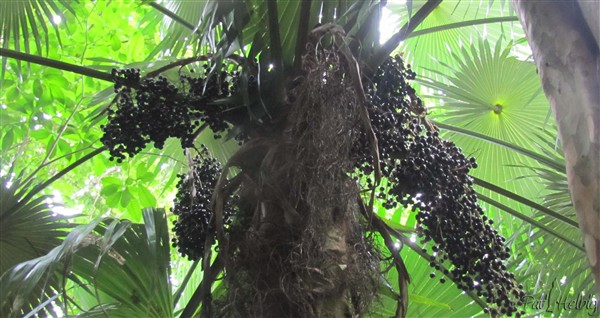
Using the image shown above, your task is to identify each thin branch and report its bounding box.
[25,102,84,184]
[368,0,443,73]
[0,48,113,82]
[24,144,93,185]
[145,54,245,78]
[146,56,212,78]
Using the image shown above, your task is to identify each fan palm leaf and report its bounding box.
[0,174,71,273]
[0,172,73,317]
[72,208,173,318]
[418,40,554,224]
[518,138,596,313]
[1,209,173,318]
[0,0,75,79]
[417,36,597,310]
[388,0,523,80]
[0,218,96,317]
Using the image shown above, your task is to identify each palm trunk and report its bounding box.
[514,1,600,292]
[216,45,379,317]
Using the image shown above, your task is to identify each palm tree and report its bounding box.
[1,0,597,317]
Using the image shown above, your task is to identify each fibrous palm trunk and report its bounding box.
[514,0,600,292]
[214,45,379,317]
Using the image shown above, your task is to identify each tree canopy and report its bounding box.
[0,1,597,317]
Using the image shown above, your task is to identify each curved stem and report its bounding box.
[373,211,489,310]
[396,233,489,309]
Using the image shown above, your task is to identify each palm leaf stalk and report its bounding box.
[0,48,112,82]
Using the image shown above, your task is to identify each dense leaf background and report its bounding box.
[0,1,596,317]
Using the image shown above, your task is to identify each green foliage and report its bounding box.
[0,173,72,317]
[0,0,593,317]
[1,209,173,318]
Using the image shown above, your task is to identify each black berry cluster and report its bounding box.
[354,56,524,316]
[180,66,233,139]
[101,67,235,162]
[171,146,234,260]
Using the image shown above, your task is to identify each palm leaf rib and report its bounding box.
[477,194,583,251]
[17,147,106,211]
[388,218,489,309]
[472,177,577,227]
[434,121,564,172]
[179,256,222,318]
[172,260,199,307]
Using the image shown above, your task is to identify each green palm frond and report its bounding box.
[144,0,382,67]
[0,173,72,274]
[1,1,593,316]
[1,209,173,318]
[394,0,523,79]
[0,0,75,79]
[412,37,597,311]
[0,172,74,317]
[419,40,554,227]
[0,0,74,52]
[0,218,97,318]
[72,209,173,318]
[142,1,252,59]
[517,139,596,310]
